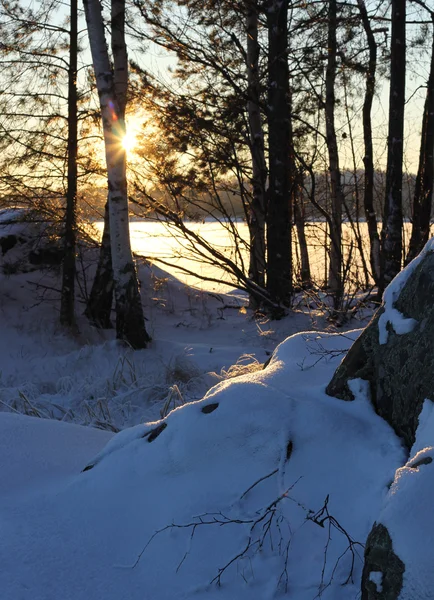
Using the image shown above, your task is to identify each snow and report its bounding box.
[378,237,434,344]
[369,571,383,593]
[0,217,424,599]
[0,332,405,600]
[369,398,434,599]
[0,207,27,223]
[0,412,112,499]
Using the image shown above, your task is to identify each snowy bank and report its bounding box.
[0,331,405,600]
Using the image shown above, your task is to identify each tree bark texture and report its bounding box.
[60,0,78,328]
[406,16,434,265]
[85,200,114,328]
[357,0,381,286]
[111,0,128,119]
[325,0,345,307]
[381,0,406,291]
[266,0,293,309]
[326,249,434,450]
[293,173,311,288]
[85,0,126,328]
[246,0,267,300]
[82,0,150,348]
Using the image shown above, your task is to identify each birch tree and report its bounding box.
[82,0,150,348]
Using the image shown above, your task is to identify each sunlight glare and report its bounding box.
[122,130,137,153]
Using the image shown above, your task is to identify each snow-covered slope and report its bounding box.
[0,332,405,600]
[1,214,415,599]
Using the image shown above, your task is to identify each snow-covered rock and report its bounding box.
[327,243,434,449]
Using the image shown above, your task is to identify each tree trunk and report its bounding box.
[266,0,293,310]
[342,71,370,290]
[246,0,267,306]
[85,0,129,329]
[406,17,434,265]
[85,200,114,328]
[381,0,406,292]
[82,0,150,348]
[60,0,78,328]
[325,0,345,308]
[357,0,381,286]
[293,174,311,288]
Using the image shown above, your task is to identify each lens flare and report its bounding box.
[122,130,136,153]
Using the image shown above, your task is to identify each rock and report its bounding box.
[0,234,25,255]
[326,250,434,449]
[361,523,405,600]
[29,245,63,266]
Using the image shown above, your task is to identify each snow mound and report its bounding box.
[373,399,434,599]
[0,331,405,600]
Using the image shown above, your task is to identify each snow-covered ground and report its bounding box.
[0,333,406,600]
[0,211,369,431]
[0,213,424,599]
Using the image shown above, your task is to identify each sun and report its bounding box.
[121,114,146,155]
[122,130,137,153]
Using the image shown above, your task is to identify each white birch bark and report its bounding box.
[82,0,149,347]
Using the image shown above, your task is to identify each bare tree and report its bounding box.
[357,0,381,286]
[85,0,130,328]
[0,0,93,327]
[246,0,267,300]
[60,0,79,327]
[406,1,434,264]
[325,0,345,307]
[381,0,406,291]
[265,0,293,309]
[293,169,311,288]
[82,0,150,348]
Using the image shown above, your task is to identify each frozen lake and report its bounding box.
[95,220,416,293]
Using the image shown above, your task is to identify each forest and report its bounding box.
[0,1,434,599]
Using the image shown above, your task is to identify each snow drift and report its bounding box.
[0,331,405,600]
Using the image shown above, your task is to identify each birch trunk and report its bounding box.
[60,0,78,327]
[85,200,114,328]
[82,0,150,348]
[266,0,293,310]
[246,0,267,304]
[381,0,406,292]
[325,0,344,307]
